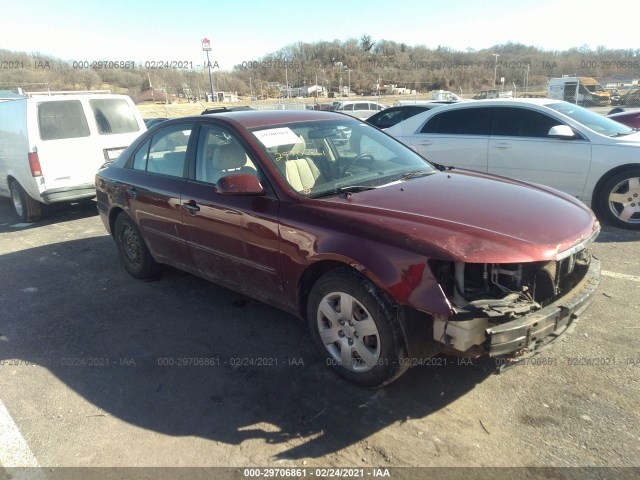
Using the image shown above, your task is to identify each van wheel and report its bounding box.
[114,213,161,279]
[9,181,43,222]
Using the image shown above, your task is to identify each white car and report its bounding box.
[386,98,640,229]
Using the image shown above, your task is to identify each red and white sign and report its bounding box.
[202,38,211,51]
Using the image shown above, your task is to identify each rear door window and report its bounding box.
[38,100,90,140]
[89,99,140,135]
[131,123,193,178]
[421,107,492,135]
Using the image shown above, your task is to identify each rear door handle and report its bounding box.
[182,200,200,214]
[125,187,138,199]
[493,142,512,149]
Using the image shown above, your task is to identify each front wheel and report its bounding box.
[114,213,161,278]
[307,268,409,387]
[595,168,640,229]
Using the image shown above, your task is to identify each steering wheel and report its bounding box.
[343,153,375,175]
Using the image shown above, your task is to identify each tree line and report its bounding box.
[1,38,639,101]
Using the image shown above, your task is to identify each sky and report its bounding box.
[0,0,635,71]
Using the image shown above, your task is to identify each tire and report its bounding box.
[114,213,161,278]
[307,268,409,387]
[595,167,640,229]
[9,180,43,222]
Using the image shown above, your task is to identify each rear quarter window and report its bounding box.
[38,100,90,140]
[89,98,140,135]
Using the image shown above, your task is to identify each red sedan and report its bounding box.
[608,109,640,129]
[96,110,600,386]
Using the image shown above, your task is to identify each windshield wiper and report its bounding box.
[611,131,634,137]
[399,170,438,179]
[337,185,381,193]
[309,184,379,199]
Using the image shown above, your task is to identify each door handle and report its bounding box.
[493,142,512,149]
[125,187,138,198]
[182,200,200,214]
[418,141,432,146]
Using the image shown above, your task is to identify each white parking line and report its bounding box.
[601,270,640,283]
[0,400,40,468]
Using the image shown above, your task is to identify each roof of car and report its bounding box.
[444,98,560,107]
[175,109,357,129]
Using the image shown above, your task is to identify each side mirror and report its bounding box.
[548,125,576,139]
[217,174,265,196]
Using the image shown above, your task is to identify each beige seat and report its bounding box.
[205,142,252,184]
[279,136,323,192]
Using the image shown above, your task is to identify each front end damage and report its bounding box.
[428,231,601,360]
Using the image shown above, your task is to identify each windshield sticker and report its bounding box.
[253,127,301,148]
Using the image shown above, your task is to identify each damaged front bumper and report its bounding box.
[486,256,601,357]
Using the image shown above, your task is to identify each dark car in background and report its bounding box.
[95,110,600,387]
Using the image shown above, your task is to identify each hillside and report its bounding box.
[1,39,638,101]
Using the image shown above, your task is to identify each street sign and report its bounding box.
[202,38,211,51]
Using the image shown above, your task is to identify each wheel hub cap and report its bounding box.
[317,292,381,372]
[608,177,640,224]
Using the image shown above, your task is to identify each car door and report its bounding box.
[406,107,491,171]
[180,123,284,303]
[488,106,591,199]
[120,122,195,272]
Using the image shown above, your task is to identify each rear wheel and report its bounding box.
[114,213,161,278]
[9,180,42,222]
[307,268,409,387]
[596,168,640,229]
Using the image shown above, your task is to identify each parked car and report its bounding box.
[0,91,145,222]
[332,100,386,119]
[607,109,640,129]
[607,89,623,106]
[620,89,640,107]
[201,106,255,114]
[387,98,640,229]
[366,104,445,130]
[96,110,600,387]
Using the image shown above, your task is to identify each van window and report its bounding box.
[89,99,140,135]
[38,100,90,140]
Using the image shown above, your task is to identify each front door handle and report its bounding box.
[493,142,512,149]
[182,200,200,214]
[125,187,138,199]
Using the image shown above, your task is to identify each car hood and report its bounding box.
[310,170,599,263]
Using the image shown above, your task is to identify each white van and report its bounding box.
[0,91,146,221]
[548,77,610,106]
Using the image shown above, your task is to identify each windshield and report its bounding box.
[547,102,633,137]
[251,119,434,197]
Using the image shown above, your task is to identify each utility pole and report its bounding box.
[492,53,500,89]
[202,38,215,102]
